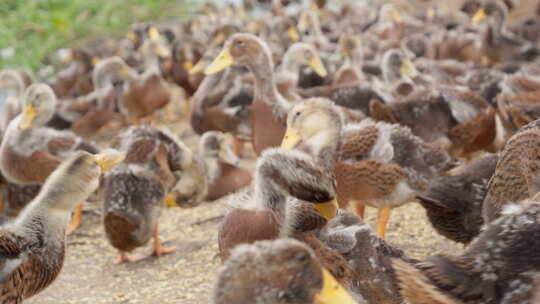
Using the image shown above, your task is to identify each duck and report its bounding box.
[0,70,26,135]
[332,33,364,85]
[483,118,540,223]
[218,145,338,261]
[394,197,540,304]
[370,85,496,158]
[319,209,418,304]
[61,56,134,137]
[281,98,455,238]
[276,42,327,101]
[165,131,252,207]
[0,150,124,304]
[205,33,291,156]
[214,238,356,304]
[190,65,253,156]
[120,34,173,124]
[298,48,419,116]
[416,153,499,244]
[103,125,190,263]
[0,84,99,234]
[472,0,540,65]
[49,48,95,99]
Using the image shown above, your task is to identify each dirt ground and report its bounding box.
[26,116,462,304]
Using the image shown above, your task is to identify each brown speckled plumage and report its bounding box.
[395,200,540,304]
[336,120,455,210]
[417,153,499,244]
[0,151,105,303]
[483,119,540,223]
[214,239,327,304]
[0,231,65,304]
[103,125,187,259]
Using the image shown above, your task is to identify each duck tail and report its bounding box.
[104,212,144,252]
[392,259,463,304]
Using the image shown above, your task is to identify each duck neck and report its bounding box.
[192,72,224,115]
[304,130,341,169]
[383,63,401,85]
[202,154,221,186]
[254,166,287,219]
[488,13,505,41]
[14,196,73,248]
[248,53,281,106]
[144,55,161,74]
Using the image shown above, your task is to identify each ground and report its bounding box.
[25,116,462,304]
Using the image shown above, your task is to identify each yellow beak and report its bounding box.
[472,8,487,24]
[212,31,226,46]
[314,199,338,220]
[308,56,328,78]
[390,10,402,23]
[93,151,126,172]
[127,31,138,43]
[314,268,356,304]
[287,26,300,42]
[155,45,171,58]
[188,59,205,75]
[164,193,180,207]
[19,104,37,130]
[205,48,234,75]
[182,61,194,71]
[120,65,132,78]
[280,127,302,150]
[148,27,161,41]
[91,57,100,66]
[400,58,419,79]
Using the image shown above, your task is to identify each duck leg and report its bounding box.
[150,224,176,256]
[116,251,146,264]
[355,204,365,219]
[65,204,83,235]
[233,137,245,157]
[377,207,391,238]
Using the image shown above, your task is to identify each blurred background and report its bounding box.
[0,0,198,71]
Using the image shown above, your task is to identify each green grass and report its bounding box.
[0,0,199,71]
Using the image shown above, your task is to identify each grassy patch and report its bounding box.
[0,0,198,71]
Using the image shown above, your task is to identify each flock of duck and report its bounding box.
[3,0,540,303]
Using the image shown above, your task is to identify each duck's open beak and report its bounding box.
[308,56,328,77]
[188,59,205,75]
[472,8,487,24]
[287,26,300,42]
[93,150,126,172]
[400,58,419,79]
[205,48,234,75]
[314,268,356,304]
[314,199,338,220]
[280,127,302,150]
[19,104,37,130]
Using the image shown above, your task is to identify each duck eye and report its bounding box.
[295,111,301,117]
